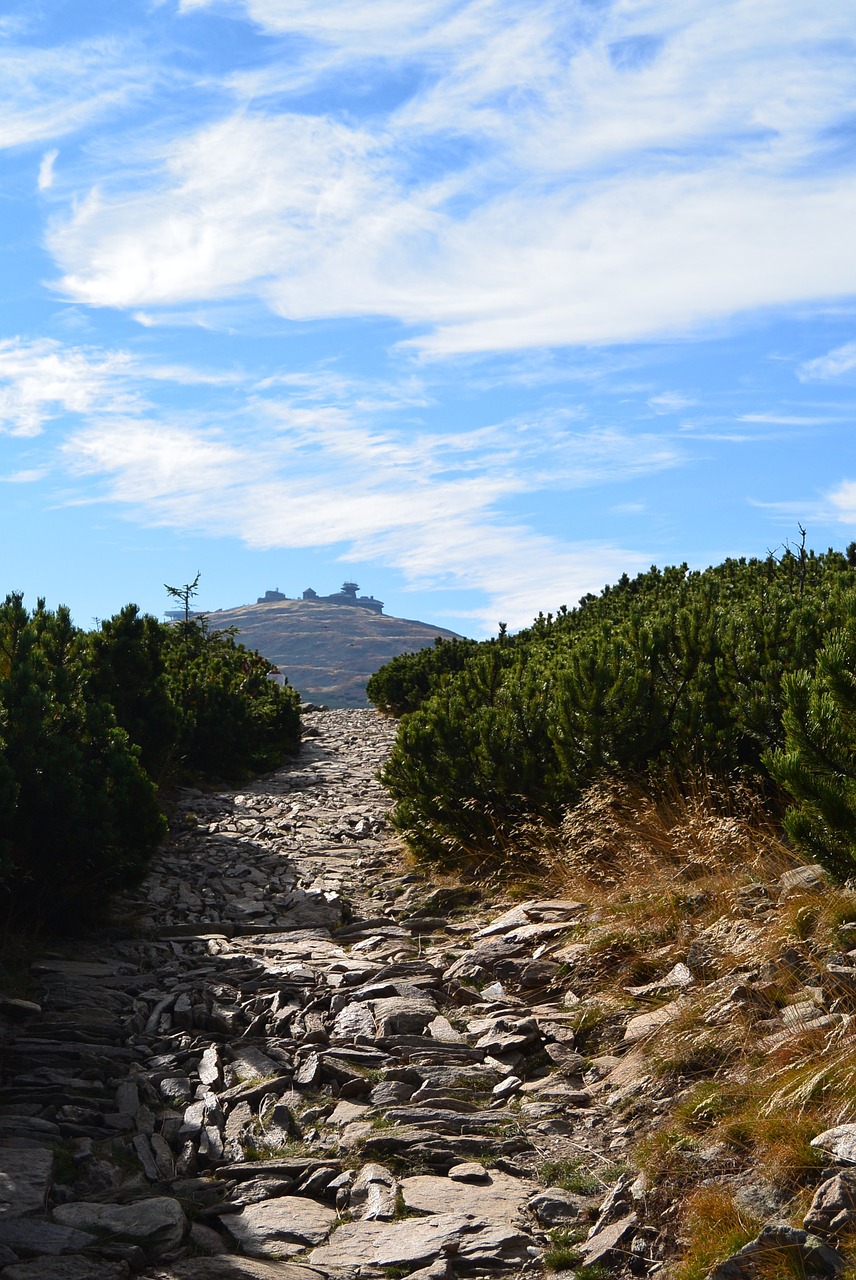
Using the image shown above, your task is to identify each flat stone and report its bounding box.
[148,1260,325,1280]
[373,996,437,1037]
[229,1048,282,1082]
[328,1100,371,1127]
[310,1212,529,1269]
[626,963,694,996]
[0,1258,128,1279]
[448,1163,490,1183]
[351,1163,397,1221]
[778,865,828,898]
[624,1000,686,1042]
[331,1003,376,1040]
[0,1218,96,1255]
[579,1212,638,1266]
[812,1126,856,1165]
[400,1171,533,1220]
[219,1197,337,1257]
[528,1189,583,1225]
[53,1197,187,1257]
[0,1142,53,1216]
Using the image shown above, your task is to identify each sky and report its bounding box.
[1,1,856,638]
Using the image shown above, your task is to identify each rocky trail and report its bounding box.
[0,711,680,1279]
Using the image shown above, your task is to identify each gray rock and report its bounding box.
[528,1189,583,1225]
[350,1162,397,1221]
[310,1212,529,1269]
[148,1261,325,1280]
[579,1212,638,1266]
[400,1171,533,1221]
[159,1076,193,1105]
[448,1162,489,1183]
[0,1143,53,1216]
[133,1133,161,1181]
[219,1197,337,1257]
[115,1082,140,1116]
[0,1258,129,1279]
[369,1080,414,1106]
[811,1125,856,1165]
[53,1197,188,1258]
[708,1224,846,1280]
[0,1218,97,1255]
[198,1046,222,1086]
[331,1003,376,1040]
[778,864,828,898]
[804,1174,856,1235]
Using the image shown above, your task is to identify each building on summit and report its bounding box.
[303,582,384,613]
[255,582,384,613]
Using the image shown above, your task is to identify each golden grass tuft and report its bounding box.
[673,1186,763,1280]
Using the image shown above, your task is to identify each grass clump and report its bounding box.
[673,1187,762,1280]
[542,1228,585,1271]
[538,1157,603,1196]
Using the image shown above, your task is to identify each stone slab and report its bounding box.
[53,1197,187,1258]
[0,1143,53,1217]
[309,1212,529,1269]
[0,1217,96,1255]
[400,1171,534,1221]
[0,1259,128,1279]
[220,1197,337,1257]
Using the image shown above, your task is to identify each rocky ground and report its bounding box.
[3,710,856,1280]
[0,709,629,1280]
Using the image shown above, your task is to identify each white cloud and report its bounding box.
[62,411,655,630]
[737,412,843,426]
[826,480,856,523]
[0,468,47,484]
[38,148,58,191]
[0,338,138,436]
[649,392,696,413]
[50,358,679,629]
[0,39,151,151]
[44,2,856,351]
[799,341,856,382]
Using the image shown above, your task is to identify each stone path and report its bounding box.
[0,709,634,1280]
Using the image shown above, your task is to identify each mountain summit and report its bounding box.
[208,591,464,708]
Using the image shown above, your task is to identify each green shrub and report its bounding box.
[376,547,856,873]
[0,594,165,925]
[768,599,856,878]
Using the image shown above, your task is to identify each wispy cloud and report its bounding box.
[826,480,856,523]
[799,341,856,382]
[0,37,152,151]
[0,338,139,437]
[0,468,47,484]
[45,1,856,352]
[37,148,58,191]
[61,409,657,629]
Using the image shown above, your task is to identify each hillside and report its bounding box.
[207,598,464,708]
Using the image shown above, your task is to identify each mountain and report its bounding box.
[207,598,465,708]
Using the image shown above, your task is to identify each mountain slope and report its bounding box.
[207,598,464,708]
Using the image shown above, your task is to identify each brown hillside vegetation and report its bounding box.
[207,597,463,707]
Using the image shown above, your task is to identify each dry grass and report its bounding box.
[553,772,798,893]
[673,1186,763,1280]
[501,772,856,1273]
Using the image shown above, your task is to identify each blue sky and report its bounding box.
[2,0,856,637]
